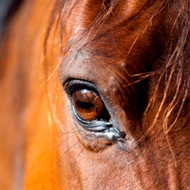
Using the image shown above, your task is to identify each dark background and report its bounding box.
[0,0,23,37]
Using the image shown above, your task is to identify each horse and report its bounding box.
[0,0,189,189]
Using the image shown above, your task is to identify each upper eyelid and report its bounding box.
[64,79,98,95]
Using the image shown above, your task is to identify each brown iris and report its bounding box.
[72,89,103,120]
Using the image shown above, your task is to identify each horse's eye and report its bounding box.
[72,89,103,120]
[64,80,112,132]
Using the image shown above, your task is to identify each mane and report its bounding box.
[45,0,190,154]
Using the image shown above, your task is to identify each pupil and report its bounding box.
[76,101,94,110]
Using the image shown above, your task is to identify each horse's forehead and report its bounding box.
[65,0,157,37]
[63,0,169,72]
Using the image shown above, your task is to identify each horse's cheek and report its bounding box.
[21,86,59,189]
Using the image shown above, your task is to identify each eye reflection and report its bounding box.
[72,89,103,120]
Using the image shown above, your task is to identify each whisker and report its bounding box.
[47,128,85,153]
[48,133,76,154]
[53,135,87,175]
[72,147,85,188]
